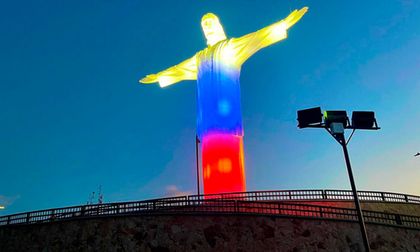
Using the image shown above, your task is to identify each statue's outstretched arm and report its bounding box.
[230,7,308,65]
[139,55,197,88]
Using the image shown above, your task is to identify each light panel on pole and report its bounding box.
[324,110,349,128]
[352,111,378,129]
[297,107,323,128]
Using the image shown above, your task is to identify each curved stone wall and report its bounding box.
[1,213,419,251]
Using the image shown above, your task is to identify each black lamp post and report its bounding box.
[195,135,201,197]
[297,107,380,252]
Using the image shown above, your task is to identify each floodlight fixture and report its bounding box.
[352,111,379,130]
[324,110,349,128]
[297,107,323,128]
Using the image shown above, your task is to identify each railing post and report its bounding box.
[50,210,55,221]
[395,214,402,225]
[288,191,292,200]
[322,190,327,200]
[153,201,156,210]
[81,206,85,216]
[404,195,408,203]
[319,207,323,217]
[116,204,120,214]
[7,216,10,225]
[381,192,385,202]
[26,212,30,224]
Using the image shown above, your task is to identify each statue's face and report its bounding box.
[201,13,227,46]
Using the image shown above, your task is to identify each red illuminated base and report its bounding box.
[201,133,246,195]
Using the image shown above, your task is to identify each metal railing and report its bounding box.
[188,189,420,203]
[1,189,419,228]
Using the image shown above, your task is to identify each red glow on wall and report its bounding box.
[201,133,246,195]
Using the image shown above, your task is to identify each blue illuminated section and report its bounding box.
[196,41,243,139]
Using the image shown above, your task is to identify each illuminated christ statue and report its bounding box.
[140,7,308,195]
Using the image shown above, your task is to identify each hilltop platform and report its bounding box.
[1,189,420,251]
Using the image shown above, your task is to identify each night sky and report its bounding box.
[1,0,419,215]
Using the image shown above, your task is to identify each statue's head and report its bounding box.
[201,13,227,46]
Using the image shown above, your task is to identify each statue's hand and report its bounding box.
[140,74,159,83]
[284,7,308,29]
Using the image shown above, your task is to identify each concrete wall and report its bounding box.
[1,213,419,252]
